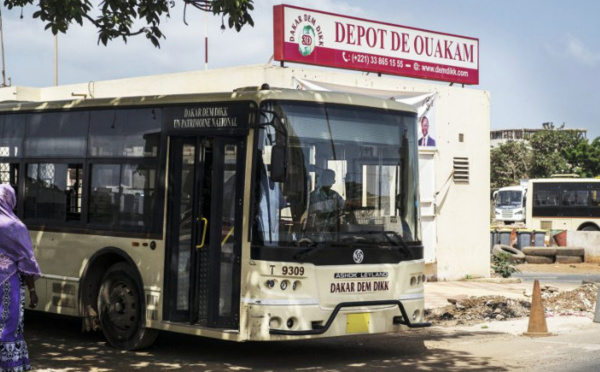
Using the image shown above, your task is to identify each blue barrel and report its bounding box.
[515,230,532,250]
[498,229,512,246]
[533,231,546,247]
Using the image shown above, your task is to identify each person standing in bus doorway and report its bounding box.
[418,116,436,147]
[0,184,42,372]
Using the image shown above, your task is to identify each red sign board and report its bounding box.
[273,5,479,85]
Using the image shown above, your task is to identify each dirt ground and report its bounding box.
[426,282,598,327]
[427,255,600,329]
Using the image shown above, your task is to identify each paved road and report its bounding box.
[24,309,600,372]
[515,271,600,285]
[24,271,600,372]
[24,311,495,372]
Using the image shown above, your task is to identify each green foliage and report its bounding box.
[491,252,519,278]
[563,137,600,178]
[528,125,586,178]
[3,0,254,47]
[490,140,531,189]
[211,0,254,31]
[490,126,598,189]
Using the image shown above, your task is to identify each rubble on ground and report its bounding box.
[425,283,598,326]
[542,283,598,314]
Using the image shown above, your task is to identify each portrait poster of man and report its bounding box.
[418,98,437,148]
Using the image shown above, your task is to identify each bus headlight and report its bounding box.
[269,317,282,329]
[280,280,289,290]
[410,274,425,287]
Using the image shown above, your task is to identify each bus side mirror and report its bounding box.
[270,144,287,183]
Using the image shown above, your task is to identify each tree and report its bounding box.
[528,125,587,178]
[490,140,532,189]
[4,0,255,47]
[490,126,599,190]
[564,137,600,178]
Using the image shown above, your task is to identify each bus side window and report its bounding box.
[89,163,158,231]
[591,189,600,206]
[24,163,76,222]
[89,164,120,226]
[575,190,589,206]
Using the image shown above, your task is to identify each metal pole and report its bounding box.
[0,7,7,87]
[54,34,58,86]
[204,10,208,70]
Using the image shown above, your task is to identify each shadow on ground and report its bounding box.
[26,311,509,372]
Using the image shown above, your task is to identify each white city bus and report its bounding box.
[493,184,527,224]
[0,86,429,350]
[526,177,600,231]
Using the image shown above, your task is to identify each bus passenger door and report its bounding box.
[166,136,244,329]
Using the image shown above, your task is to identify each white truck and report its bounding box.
[493,182,527,224]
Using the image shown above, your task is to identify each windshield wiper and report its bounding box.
[381,231,412,256]
[293,231,413,262]
[293,243,327,262]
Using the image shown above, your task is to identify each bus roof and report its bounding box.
[527,178,600,184]
[498,185,526,191]
[0,86,418,115]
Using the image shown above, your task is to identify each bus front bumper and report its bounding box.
[269,299,430,336]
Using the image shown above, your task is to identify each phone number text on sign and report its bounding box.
[345,52,404,69]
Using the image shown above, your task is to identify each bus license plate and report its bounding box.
[346,313,370,334]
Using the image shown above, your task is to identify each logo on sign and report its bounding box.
[288,13,324,58]
[353,249,364,264]
[299,25,316,56]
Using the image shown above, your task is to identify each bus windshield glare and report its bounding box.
[252,100,420,252]
[496,190,523,207]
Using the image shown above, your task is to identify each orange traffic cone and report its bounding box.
[522,279,552,337]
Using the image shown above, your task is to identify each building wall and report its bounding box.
[0,64,491,280]
[433,87,491,279]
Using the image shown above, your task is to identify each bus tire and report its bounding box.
[492,244,525,263]
[581,225,599,231]
[525,255,554,264]
[555,255,583,264]
[98,262,159,350]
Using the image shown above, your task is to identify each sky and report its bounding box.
[1,0,599,139]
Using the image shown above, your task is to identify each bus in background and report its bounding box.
[526,178,600,232]
[0,86,429,350]
[493,182,527,224]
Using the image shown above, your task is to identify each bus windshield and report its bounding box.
[253,100,420,252]
[496,190,524,208]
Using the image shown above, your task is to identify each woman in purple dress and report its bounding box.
[0,184,42,371]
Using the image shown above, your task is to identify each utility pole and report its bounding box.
[0,6,7,87]
[54,35,58,86]
[205,10,208,70]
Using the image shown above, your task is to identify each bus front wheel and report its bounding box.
[97,262,158,350]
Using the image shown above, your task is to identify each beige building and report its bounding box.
[0,64,490,280]
[490,127,587,148]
